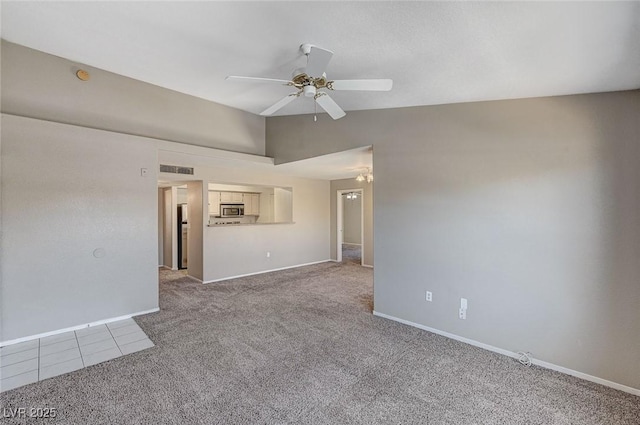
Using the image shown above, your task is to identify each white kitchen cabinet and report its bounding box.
[243,193,260,215]
[208,191,220,215]
[243,193,252,214]
[250,194,260,215]
[220,192,243,203]
[219,192,232,203]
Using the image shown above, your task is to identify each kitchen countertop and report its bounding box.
[207,222,295,227]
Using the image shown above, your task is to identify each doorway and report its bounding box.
[158,184,190,272]
[337,189,364,265]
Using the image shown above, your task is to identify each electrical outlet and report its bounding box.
[459,308,466,320]
[140,168,148,177]
[266,251,271,258]
[425,291,432,302]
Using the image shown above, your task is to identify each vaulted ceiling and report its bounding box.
[2,1,639,119]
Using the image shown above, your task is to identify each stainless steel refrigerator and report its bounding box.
[177,204,188,270]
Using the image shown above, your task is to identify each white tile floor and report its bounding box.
[0,318,154,392]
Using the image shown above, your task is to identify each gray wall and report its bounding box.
[1,114,159,341]
[0,112,332,341]
[0,42,332,343]
[1,40,265,155]
[267,90,640,390]
[273,188,293,223]
[342,193,362,245]
[330,179,374,266]
[158,188,164,266]
[187,181,205,281]
[162,188,173,269]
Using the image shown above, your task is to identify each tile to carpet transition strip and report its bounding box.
[0,347,38,367]
[0,370,38,392]
[0,340,39,357]
[40,357,84,380]
[82,347,122,367]
[118,338,154,355]
[40,347,82,368]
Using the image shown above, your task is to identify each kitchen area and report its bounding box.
[207,183,292,226]
[155,133,330,284]
[159,181,295,275]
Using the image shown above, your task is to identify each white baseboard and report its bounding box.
[372,311,640,397]
[362,264,373,268]
[203,260,332,284]
[0,308,160,347]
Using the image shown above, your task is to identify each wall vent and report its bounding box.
[159,164,194,175]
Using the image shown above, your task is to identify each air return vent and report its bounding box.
[160,164,194,175]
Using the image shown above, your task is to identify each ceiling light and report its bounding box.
[75,69,90,81]
[303,85,317,98]
[355,168,373,183]
[345,192,359,200]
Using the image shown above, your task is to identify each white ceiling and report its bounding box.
[2,1,639,118]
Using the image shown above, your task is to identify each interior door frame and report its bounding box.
[337,188,364,265]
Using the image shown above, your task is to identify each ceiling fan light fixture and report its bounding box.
[303,85,316,98]
[355,168,373,183]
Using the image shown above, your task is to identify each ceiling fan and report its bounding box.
[226,44,393,120]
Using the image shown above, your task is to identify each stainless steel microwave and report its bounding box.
[220,204,244,217]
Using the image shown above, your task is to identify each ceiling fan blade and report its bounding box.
[328,79,393,91]
[315,93,346,120]
[260,93,300,116]
[305,46,333,77]
[226,76,292,85]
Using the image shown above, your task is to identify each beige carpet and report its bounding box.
[1,262,638,424]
